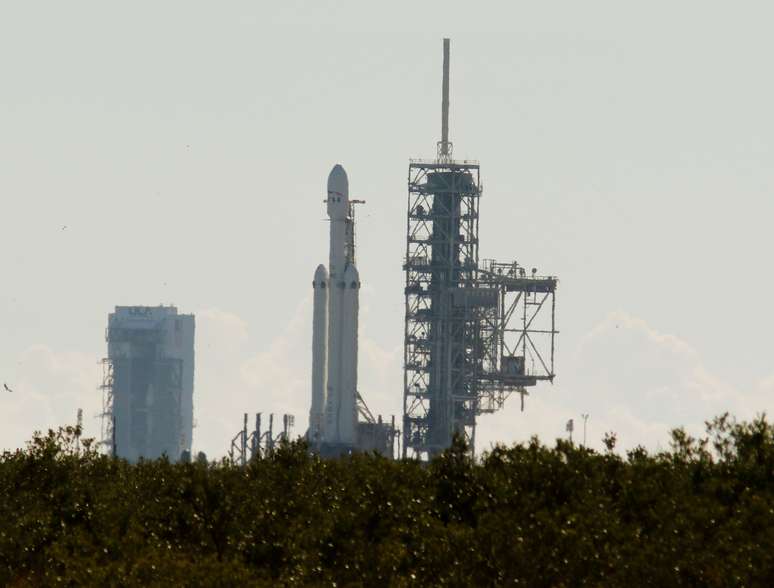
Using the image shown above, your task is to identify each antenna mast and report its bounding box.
[438,38,452,160]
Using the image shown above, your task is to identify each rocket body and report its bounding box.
[311,164,359,449]
[309,264,328,444]
[335,263,359,443]
[323,164,359,446]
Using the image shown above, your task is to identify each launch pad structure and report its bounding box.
[402,39,558,459]
[229,412,295,465]
[226,39,553,462]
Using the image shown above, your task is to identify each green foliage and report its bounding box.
[1,417,773,585]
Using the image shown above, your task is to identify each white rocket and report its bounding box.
[309,164,359,449]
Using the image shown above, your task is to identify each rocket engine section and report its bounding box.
[308,164,360,454]
[328,263,359,445]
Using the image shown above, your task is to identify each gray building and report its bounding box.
[102,306,195,461]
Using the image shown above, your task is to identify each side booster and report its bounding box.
[309,264,328,445]
[309,164,360,453]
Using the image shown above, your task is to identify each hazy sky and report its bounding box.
[2,1,772,457]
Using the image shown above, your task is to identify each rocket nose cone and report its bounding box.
[327,164,349,198]
[343,264,360,287]
[314,264,329,283]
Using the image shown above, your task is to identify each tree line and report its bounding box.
[1,414,772,586]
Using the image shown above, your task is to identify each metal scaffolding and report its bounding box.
[229,413,295,465]
[100,357,115,455]
[402,162,558,459]
[402,39,558,460]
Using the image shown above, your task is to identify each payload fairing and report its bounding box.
[309,164,360,452]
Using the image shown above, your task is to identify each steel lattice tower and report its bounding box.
[402,39,558,459]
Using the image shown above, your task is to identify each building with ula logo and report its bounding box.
[101,305,195,461]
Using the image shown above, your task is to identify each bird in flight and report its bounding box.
[3,383,12,393]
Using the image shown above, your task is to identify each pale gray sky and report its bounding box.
[2,1,772,456]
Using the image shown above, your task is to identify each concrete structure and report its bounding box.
[101,305,195,461]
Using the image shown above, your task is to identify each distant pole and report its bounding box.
[582,414,589,447]
[252,413,261,459]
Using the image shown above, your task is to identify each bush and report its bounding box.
[1,415,772,585]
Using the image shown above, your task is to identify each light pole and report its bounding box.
[582,414,589,447]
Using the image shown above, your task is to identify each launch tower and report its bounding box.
[402,39,558,459]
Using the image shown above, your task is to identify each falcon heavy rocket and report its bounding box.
[309,164,360,453]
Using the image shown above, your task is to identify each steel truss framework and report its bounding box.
[402,160,557,459]
[100,358,115,454]
[229,413,295,465]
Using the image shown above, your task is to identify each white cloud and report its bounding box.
[238,297,310,426]
[0,345,102,452]
[190,307,266,458]
[357,337,403,420]
[196,308,249,351]
[573,311,734,423]
[478,310,772,455]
